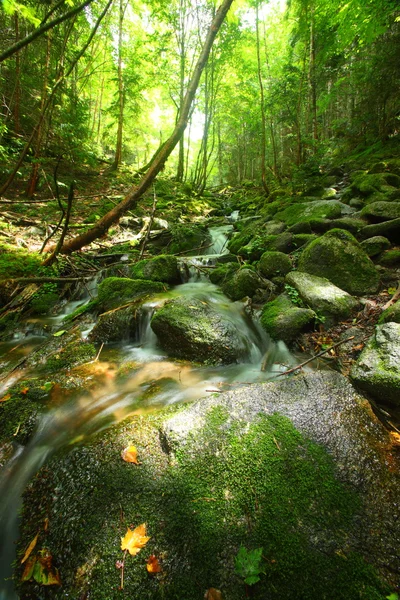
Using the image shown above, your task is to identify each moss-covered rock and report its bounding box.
[221,267,271,302]
[44,341,96,373]
[260,294,316,344]
[151,296,251,364]
[273,200,345,226]
[378,299,400,324]
[130,255,180,284]
[361,202,400,222]
[258,251,292,278]
[89,305,140,343]
[17,372,395,600]
[97,277,166,311]
[360,217,400,243]
[285,271,359,325]
[377,249,400,266]
[350,323,400,405]
[0,380,51,445]
[209,263,239,286]
[298,229,380,295]
[168,223,210,254]
[360,236,391,257]
[351,172,400,197]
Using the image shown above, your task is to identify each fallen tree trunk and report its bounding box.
[56,0,234,256]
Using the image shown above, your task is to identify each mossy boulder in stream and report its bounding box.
[258,251,292,278]
[97,277,166,312]
[220,267,272,302]
[151,296,250,364]
[298,229,380,295]
[130,254,180,284]
[17,372,397,599]
[350,322,400,405]
[260,293,316,344]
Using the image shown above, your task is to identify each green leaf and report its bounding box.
[234,546,264,586]
[386,594,399,600]
[53,330,67,337]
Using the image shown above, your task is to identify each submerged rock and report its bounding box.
[260,293,316,344]
[151,296,251,364]
[298,228,380,295]
[350,322,400,405]
[285,271,359,325]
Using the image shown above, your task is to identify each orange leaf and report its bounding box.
[20,387,29,395]
[21,532,39,564]
[121,445,139,464]
[121,523,150,556]
[0,393,11,402]
[204,589,223,600]
[146,555,162,574]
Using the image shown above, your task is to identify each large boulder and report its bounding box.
[285,271,359,325]
[350,322,400,405]
[97,277,166,311]
[298,229,380,295]
[260,294,316,344]
[151,296,251,364]
[130,254,181,284]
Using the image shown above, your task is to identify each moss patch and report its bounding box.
[130,255,180,284]
[97,277,166,311]
[17,411,389,599]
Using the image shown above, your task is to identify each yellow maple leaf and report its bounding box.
[146,554,162,574]
[121,445,139,464]
[121,523,150,556]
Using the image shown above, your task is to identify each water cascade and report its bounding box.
[0,225,299,598]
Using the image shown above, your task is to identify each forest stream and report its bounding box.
[0,224,303,600]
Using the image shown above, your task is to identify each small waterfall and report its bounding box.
[203,224,232,255]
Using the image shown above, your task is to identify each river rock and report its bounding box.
[360,236,391,257]
[274,200,346,226]
[258,251,292,278]
[151,296,250,364]
[97,277,166,311]
[350,322,400,405]
[361,202,400,222]
[285,271,359,324]
[298,229,380,295]
[130,254,181,284]
[221,267,274,302]
[260,293,316,344]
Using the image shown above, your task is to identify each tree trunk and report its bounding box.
[111,0,127,170]
[256,3,269,194]
[57,0,234,256]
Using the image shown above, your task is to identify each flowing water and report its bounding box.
[0,224,300,599]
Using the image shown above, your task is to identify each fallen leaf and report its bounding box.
[389,431,400,447]
[53,330,66,337]
[204,589,222,600]
[121,523,150,556]
[146,555,162,574]
[121,445,139,464]
[21,549,61,586]
[0,393,11,402]
[20,387,29,395]
[21,532,39,564]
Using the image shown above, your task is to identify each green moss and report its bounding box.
[221,267,262,301]
[44,342,96,373]
[378,249,400,266]
[0,380,51,444]
[63,299,99,322]
[378,299,400,324]
[0,244,50,279]
[17,411,389,599]
[260,294,315,343]
[130,255,180,284]
[351,172,400,197]
[258,251,292,278]
[168,223,210,254]
[298,229,380,295]
[97,277,166,311]
[209,262,239,285]
[274,200,343,226]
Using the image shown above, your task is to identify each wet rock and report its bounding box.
[285,271,359,325]
[130,254,181,284]
[151,296,251,364]
[298,229,380,295]
[89,305,138,343]
[350,322,400,405]
[260,293,316,344]
[360,236,391,257]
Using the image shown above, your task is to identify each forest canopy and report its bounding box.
[0,0,399,199]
